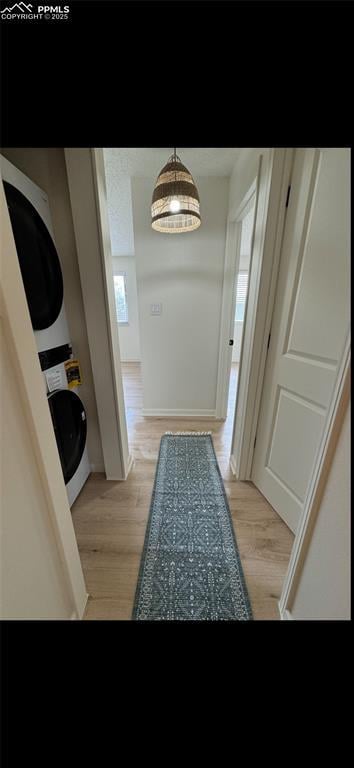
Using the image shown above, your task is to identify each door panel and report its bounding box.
[267,389,325,501]
[252,148,350,533]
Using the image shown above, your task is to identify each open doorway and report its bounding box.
[216,180,256,428]
[226,198,255,428]
[102,149,144,457]
[111,264,142,447]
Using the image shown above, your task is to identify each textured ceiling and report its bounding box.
[103,148,242,257]
[104,148,242,178]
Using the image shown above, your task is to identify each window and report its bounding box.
[235,271,248,322]
[113,273,129,324]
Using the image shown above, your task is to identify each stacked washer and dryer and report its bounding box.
[1,155,90,506]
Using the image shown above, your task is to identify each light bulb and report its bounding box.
[169,199,181,213]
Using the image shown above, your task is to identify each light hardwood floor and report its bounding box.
[72,362,294,620]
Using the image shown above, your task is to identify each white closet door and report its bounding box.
[252,148,350,533]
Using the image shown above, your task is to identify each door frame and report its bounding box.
[65,148,132,481]
[215,179,257,420]
[217,148,294,479]
[91,148,132,478]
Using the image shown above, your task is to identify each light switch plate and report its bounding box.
[150,303,162,315]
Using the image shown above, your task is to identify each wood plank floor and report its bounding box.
[72,362,294,620]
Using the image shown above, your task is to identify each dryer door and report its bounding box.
[3,180,64,330]
[48,390,87,485]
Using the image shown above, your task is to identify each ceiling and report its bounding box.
[103,148,242,257]
[104,147,242,178]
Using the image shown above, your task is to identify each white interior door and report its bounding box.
[252,148,350,533]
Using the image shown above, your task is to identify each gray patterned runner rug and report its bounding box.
[132,432,252,620]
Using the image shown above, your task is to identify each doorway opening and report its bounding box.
[226,199,255,429]
[102,148,144,460]
[111,262,142,450]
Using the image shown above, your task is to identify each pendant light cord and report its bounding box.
[173,147,177,190]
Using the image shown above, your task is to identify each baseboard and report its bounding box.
[229,454,237,475]
[90,463,105,473]
[279,603,293,620]
[142,409,216,419]
[71,592,89,620]
[124,453,134,479]
[92,458,133,480]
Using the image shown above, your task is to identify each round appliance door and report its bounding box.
[3,180,64,330]
[48,390,87,485]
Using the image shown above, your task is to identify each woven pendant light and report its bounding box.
[151,148,201,233]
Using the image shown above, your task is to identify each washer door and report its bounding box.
[48,390,87,485]
[3,180,64,330]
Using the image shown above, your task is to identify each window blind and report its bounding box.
[236,271,248,302]
[235,271,248,322]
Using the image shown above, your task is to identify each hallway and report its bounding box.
[122,362,238,466]
[72,362,294,620]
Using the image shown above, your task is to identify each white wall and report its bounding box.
[0,324,75,618]
[290,402,351,620]
[131,177,229,414]
[232,323,243,364]
[0,148,104,471]
[112,256,141,362]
